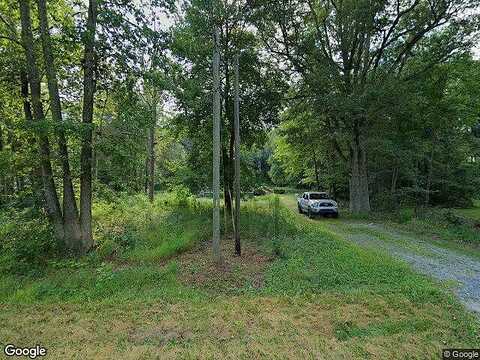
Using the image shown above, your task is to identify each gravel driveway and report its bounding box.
[327,222,480,314]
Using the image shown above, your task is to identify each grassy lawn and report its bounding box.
[456,199,480,221]
[0,194,478,359]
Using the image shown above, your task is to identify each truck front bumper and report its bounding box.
[310,208,338,215]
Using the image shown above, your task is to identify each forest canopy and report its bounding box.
[0,0,479,256]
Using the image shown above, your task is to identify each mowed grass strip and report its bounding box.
[0,294,475,359]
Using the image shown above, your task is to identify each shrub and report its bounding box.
[165,185,196,206]
[92,193,211,262]
[391,208,480,245]
[0,209,56,275]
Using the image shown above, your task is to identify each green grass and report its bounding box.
[0,193,478,359]
[92,193,213,262]
[0,262,200,304]
[378,207,480,257]
[456,199,480,221]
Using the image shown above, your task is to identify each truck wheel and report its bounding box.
[298,204,303,214]
[308,209,314,219]
[333,212,339,219]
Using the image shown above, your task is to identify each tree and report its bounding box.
[254,0,479,213]
[37,0,82,251]
[18,0,64,241]
[80,0,98,251]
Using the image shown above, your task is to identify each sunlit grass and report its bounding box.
[456,199,480,221]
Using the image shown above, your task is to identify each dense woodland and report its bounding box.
[0,0,479,259]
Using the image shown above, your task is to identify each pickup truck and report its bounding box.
[297,192,339,218]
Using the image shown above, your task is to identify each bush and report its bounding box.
[0,209,56,275]
[390,208,480,245]
[371,191,399,211]
[165,185,196,206]
[92,192,211,262]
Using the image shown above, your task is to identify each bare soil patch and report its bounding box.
[177,238,273,293]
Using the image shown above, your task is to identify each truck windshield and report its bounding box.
[309,193,329,200]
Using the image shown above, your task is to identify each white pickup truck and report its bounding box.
[297,192,339,218]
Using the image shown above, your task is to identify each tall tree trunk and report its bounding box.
[391,166,399,209]
[80,0,98,253]
[144,155,149,194]
[20,70,43,209]
[425,144,436,207]
[222,23,233,219]
[312,148,320,190]
[233,53,241,256]
[349,122,370,214]
[19,0,64,241]
[20,71,33,124]
[212,27,222,264]
[147,104,156,203]
[391,167,398,194]
[37,0,82,252]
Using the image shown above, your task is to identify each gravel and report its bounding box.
[330,222,480,314]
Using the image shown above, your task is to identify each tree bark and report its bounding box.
[20,71,33,125]
[391,167,398,194]
[391,166,399,208]
[349,122,370,214]
[233,53,241,256]
[20,70,44,209]
[312,148,320,191]
[37,0,82,252]
[144,155,149,194]
[212,27,222,264]
[19,0,64,241]
[80,0,98,253]
[425,145,435,207]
